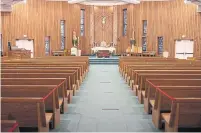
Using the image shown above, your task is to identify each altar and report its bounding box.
[91,41,116,54]
[91,47,116,54]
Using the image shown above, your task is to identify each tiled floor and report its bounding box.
[51,65,161,132]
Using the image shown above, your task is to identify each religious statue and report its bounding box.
[72,30,78,47]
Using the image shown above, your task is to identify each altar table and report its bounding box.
[91,47,116,54]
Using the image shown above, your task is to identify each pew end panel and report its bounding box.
[162,99,201,132]
[152,88,201,130]
[1,97,53,132]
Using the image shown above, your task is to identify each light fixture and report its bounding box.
[68,0,85,4]
[121,0,140,4]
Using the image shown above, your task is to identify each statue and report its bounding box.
[72,30,78,47]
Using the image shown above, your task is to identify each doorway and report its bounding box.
[16,39,34,58]
[175,39,194,59]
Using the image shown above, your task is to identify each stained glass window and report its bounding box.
[158,36,163,55]
[45,36,50,56]
[142,20,147,36]
[142,20,147,52]
[123,9,127,36]
[142,37,147,51]
[81,9,85,36]
[60,20,65,50]
[0,34,2,52]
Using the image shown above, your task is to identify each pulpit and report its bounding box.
[71,47,78,56]
[8,50,31,59]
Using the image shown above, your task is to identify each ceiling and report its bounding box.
[1,0,24,11]
[1,0,201,12]
[67,0,140,5]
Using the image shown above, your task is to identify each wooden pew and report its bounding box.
[136,74,201,103]
[151,87,201,131]
[124,64,201,81]
[1,97,52,132]
[2,66,83,83]
[1,85,67,127]
[126,66,201,84]
[132,70,201,89]
[120,60,201,76]
[1,65,85,81]
[161,98,201,132]
[1,73,74,100]
[1,120,19,132]
[126,65,201,81]
[145,79,201,114]
[1,84,68,111]
[1,56,89,131]
[2,67,82,88]
[1,69,79,92]
[120,60,200,74]
[145,80,201,129]
[2,61,89,73]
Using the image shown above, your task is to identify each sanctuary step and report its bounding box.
[89,57,119,65]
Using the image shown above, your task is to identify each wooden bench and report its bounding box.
[1,97,52,132]
[1,84,67,127]
[120,60,201,76]
[2,61,89,73]
[2,65,86,81]
[136,74,201,103]
[126,65,201,81]
[145,79,201,114]
[161,98,201,132]
[1,69,79,93]
[1,69,79,87]
[126,66,201,85]
[1,74,74,100]
[1,120,19,132]
[124,64,201,81]
[1,56,89,131]
[120,59,200,74]
[132,70,201,89]
[152,87,201,131]
[145,80,201,129]
[2,67,82,89]
[2,66,84,83]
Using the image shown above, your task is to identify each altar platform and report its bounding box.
[89,56,119,65]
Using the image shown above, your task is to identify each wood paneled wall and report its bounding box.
[1,0,82,57]
[1,0,201,57]
[94,6,113,43]
[117,0,201,57]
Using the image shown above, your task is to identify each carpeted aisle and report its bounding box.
[51,65,160,132]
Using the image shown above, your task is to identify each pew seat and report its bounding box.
[1,120,19,132]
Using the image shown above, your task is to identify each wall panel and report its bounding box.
[1,0,81,57]
[1,0,201,57]
[116,0,201,56]
[94,6,113,44]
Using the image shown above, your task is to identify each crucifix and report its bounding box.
[102,16,106,24]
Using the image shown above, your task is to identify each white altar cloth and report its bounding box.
[91,47,116,53]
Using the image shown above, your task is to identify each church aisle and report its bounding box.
[52,65,160,132]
